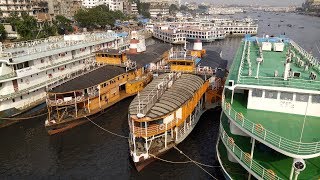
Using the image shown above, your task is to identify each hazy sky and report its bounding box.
[183,0,305,6]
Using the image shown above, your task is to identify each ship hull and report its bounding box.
[46,93,135,135]
[131,109,208,171]
[0,101,47,128]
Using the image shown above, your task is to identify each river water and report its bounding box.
[0,12,319,179]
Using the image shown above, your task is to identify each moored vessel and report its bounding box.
[44,38,171,135]
[217,34,320,179]
[128,41,228,171]
[0,31,127,127]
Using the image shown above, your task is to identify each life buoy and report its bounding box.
[267,169,276,180]
[25,79,30,84]
[92,62,96,66]
[76,96,82,101]
[236,112,244,121]
[228,137,234,145]
[226,102,231,109]
[255,124,264,133]
[244,152,251,163]
[57,99,63,105]
[159,124,165,131]
[66,74,71,79]
[86,66,90,71]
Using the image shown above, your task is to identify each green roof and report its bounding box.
[228,38,320,91]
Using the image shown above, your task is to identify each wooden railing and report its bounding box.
[133,121,176,137]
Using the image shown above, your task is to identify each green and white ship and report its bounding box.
[217,35,320,180]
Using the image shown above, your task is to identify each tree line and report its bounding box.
[0,5,130,41]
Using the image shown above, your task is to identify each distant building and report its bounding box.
[123,1,138,15]
[0,0,35,18]
[140,0,179,6]
[0,0,52,22]
[303,0,320,11]
[149,2,170,18]
[81,0,124,12]
[47,0,82,19]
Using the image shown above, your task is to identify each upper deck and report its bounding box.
[228,36,320,91]
[0,32,118,64]
[127,43,171,67]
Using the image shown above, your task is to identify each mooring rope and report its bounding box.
[0,112,48,120]
[173,146,219,180]
[149,154,220,168]
[85,116,129,139]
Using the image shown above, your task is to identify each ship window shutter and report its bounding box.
[280,92,293,101]
[312,95,320,104]
[296,93,308,102]
[252,89,262,97]
[265,90,277,99]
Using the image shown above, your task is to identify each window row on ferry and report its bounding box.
[0,59,91,96]
[247,89,320,116]
[223,27,257,30]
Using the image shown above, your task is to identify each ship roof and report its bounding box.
[227,36,320,91]
[128,43,171,67]
[50,65,125,93]
[129,73,204,119]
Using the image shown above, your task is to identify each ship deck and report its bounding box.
[128,43,171,67]
[220,113,320,180]
[228,39,320,91]
[50,65,125,93]
[225,92,320,143]
[129,73,204,118]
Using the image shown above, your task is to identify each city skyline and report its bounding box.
[183,0,305,6]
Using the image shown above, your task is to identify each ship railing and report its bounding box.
[237,40,247,83]
[153,66,215,76]
[123,60,137,72]
[47,92,99,107]
[0,71,16,81]
[137,72,180,115]
[239,75,320,91]
[1,32,117,58]
[195,66,215,76]
[290,40,318,65]
[39,54,95,70]
[220,123,283,180]
[133,120,176,137]
[0,63,101,101]
[222,100,320,156]
[47,63,102,91]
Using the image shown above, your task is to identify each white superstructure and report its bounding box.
[152,22,225,43]
[0,31,127,116]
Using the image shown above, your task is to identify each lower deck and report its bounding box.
[225,90,320,143]
[219,112,320,179]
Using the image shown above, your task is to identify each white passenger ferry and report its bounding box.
[0,31,128,127]
[152,22,224,43]
[151,18,258,43]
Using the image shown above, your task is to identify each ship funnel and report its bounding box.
[193,39,202,51]
[129,39,139,54]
